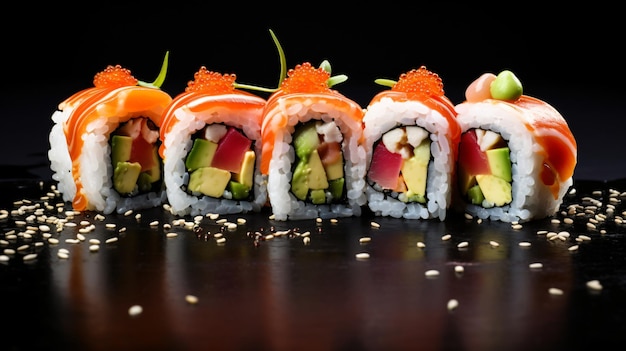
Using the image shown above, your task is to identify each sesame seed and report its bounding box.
[89,245,99,252]
[370,221,380,228]
[518,241,531,247]
[128,305,143,316]
[425,269,440,277]
[359,237,371,244]
[303,236,311,245]
[586,280,603,291]
[185,295,199,304]
[355,252,370,259]
[529,262,543,269]
[447,299,459,311]
[454,265,464,273]
[489,241,500,248]
[441,234,451,241]
[166,232,178,238]
[23,253,37,261]
[549,288,564,295]
[457,241,469,248]
[105,237,118,244]
[416,241,426,248]
[568,245,579,252]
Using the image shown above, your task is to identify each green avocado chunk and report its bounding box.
[291,159,310,201]
[229,181,251,200]
[328,177,344,201]
[113,161,142,195]
[185,138,218,172]
[310,189,326,204]
[293,122,320,160]
[486,147,512,182]
[467,184,485,205]
[111,135,133,168]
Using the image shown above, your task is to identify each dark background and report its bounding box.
[2,1,624,181]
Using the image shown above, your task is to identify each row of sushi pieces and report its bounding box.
[48,34,577,223]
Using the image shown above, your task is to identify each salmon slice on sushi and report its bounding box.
[159,67,268,216]
[362,66,460,220]
[453,70,577,222]
[48,54,172,214]
[261,61,367,220]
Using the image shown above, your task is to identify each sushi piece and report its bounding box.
[362,66,460,220]
[261,61,367,220]
[159,67,268,216]
[48,55,172,214]
[453,70,577,222]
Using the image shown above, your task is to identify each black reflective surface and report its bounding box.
[1,178,625,351]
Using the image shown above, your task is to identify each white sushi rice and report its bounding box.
[265,98,367,221]
[48,111,166,214]
[162,104,267,217]
[362,97,455,220]
[454,101,573,222]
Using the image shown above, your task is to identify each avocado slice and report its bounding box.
[185,138,218,172]
[291,159,310,201]
[467,184,485,205]
[475,174,512,206]
[187,167,231,198]
[401,139,430,199]
[113,161,142,195]
[229,181,251,200]
[111,135,133,168]
[293,121,320,160]
[486,147,512,182]
[310,189,326,204]
[328,177,344,201]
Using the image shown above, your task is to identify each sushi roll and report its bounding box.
[48,56,172,214]
[261,61,367,220]
[159,67,268,216]
[453,70,577,222]
[362,66,460,220]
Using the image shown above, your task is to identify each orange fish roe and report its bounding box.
[392,66,444,99]
[279,62,330,95]
[93,65,138,88]
[185,66,237,94]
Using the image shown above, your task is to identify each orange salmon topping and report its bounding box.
[279,62,330,94]
[93,65,138,88]
[392,66,444,100]
[186,66,237,94]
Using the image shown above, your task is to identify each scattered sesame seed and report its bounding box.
[457,241,469,248]
[105,237,118,244]
[489,241,500,248]
[447,299,459,311]
[441,234,451,241]
[303,236,311,245]
[185,295,199,304]
[454,265,464,273]
[128,305,143,316]
[529,262,543,269]
[89,244,99,252]
[568,245,579,252]
[355,252,370,259]
[359,237,371,244]
[549,288,564,295]
[425,269,440,277]
[586,280,603,291]
[166,232,178,238]
[416,241,426,248]
[22,253,37,261]
[370,221,380,228]
[216,237,226,244]
[518,241,531,247]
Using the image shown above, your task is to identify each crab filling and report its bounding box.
[367,126,431,203]
[183,124,255,200]
[457,128,513,207]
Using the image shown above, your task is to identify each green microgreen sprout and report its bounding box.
[138,51,169,89]
[233,29,285,93]
[374,78,397,88]
[321,59,348,88]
